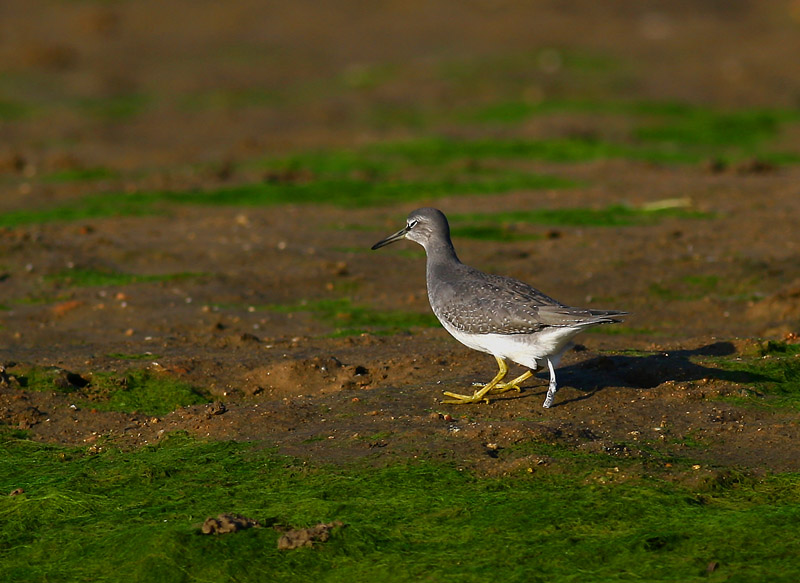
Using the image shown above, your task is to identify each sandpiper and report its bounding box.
[372,207,626,407]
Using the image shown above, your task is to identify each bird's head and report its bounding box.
[371,207,450,250]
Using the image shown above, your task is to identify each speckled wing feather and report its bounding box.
[429,264,625,335]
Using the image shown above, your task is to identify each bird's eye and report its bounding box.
[407,220,418,229]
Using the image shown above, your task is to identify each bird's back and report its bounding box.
[427,261,624,335]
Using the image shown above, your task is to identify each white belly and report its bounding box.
[440,319,586,370]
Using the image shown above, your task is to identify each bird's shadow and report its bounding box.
[513,341,773,407]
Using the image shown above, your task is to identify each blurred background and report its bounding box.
[2,0,800,213]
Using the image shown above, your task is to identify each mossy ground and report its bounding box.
[264,298,439,337]
[1,97,796,228]
[2,432,799,583]
[14,368,210,416]
[701,341,800,410]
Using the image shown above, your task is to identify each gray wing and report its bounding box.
[431,266,626,335]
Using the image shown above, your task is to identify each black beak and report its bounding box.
[371,225,410,250]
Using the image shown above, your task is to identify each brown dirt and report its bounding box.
[277,522,344,550]
[2,1,800,474]
[201,513,263,535]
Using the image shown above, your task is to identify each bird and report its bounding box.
[371,207,627,408]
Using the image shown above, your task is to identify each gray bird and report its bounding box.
[372,207,626,407]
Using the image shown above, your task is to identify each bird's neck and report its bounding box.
[424,238,460,269]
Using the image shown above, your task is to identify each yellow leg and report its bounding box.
[488,370,533,394]
[442,356,508,404]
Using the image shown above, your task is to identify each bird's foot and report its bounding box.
[487,371,532,395]
[441,389,492,404]
[542,359,558,408]
[487,380,524,395]
[447,357,511,404]
[542,385,557,408]
[470,381,518,394]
